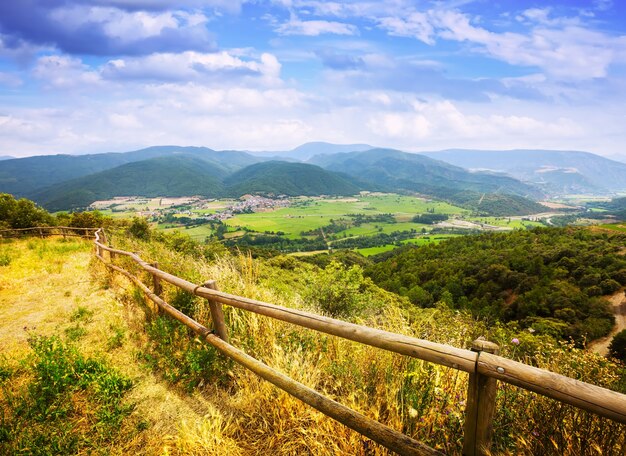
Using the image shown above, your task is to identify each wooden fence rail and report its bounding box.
[90,228,626,455]
[0,226,98,239]
[16,227,624,455]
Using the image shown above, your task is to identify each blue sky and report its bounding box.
[1,0,625,157]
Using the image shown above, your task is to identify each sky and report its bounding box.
[0,0,625,158]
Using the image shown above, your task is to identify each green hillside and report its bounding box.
[0,146,263,198]
[224,161,366,196]
[32,156,225,211]
[309,148,543,214]
[366,227,626,343]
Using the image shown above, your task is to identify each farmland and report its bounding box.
[88,193,558,254]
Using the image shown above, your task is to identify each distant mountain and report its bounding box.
[32,156,225,211]
[421,149,626,195]
[0,146,264,197]
[224,161,366,197]
[0,155,14,161]
[253,142,374,161]
[308,148,545,215]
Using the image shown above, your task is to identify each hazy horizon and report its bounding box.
[1,1,625,158]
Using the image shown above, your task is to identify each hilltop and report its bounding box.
[1,224,625,454]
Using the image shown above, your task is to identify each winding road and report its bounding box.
[588,289,626,356]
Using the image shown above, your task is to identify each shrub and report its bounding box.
[609,329,626,362]
[128,217,151,240]
[306,260,368,318]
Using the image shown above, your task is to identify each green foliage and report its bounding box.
[65,210,106,228]
[412,213,449,224]
[367,227,626,343]
[139,316,229,391]
[31,156,226,211]
[0,251,11,266]
[305,260,369,318]
[0,336,133,454]
[70,306,94,322]
[128,217,151,240]
[224,161,364,197]
[0,193,54,229]
[609,330,626,361]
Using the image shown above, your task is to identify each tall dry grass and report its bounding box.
[98,231,626,455]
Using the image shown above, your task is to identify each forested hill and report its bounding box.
[223,161,366,197]
[366,227,626,344]
[31,157,370,211]
[308,148,545,215]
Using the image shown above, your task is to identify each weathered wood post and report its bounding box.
[150,262,162,297]
[203,280,229,342]
[61,227,67,239]
[99,230,110,261]
[39,228,44,239]
[463,338,500,456]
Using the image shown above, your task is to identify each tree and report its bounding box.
[306,260,367,318]
[128,217,151,240]
[0,193,54,229]
[609,329,626,362]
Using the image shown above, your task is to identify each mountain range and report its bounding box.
[1,142,625,214]
[421,149,626,194]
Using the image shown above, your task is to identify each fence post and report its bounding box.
[39,228,44,239]
[203,280,229,343]
[463,338,500,456]
[150,262,162,296]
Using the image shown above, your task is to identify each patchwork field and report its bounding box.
[90,193,557,254]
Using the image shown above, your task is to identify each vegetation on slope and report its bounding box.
[309,148,544,215]
[31,156,226,211]
[366,227,626,344]
[2,203,626,454]
[0,145,264,198]
[224,161,366,197]
[103,224,626,454]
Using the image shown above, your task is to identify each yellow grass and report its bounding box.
[2,234,625,455]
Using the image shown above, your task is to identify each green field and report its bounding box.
[225,195,467,239]
[355,234,463,256]
[94,193,554,250]
[466,217,545,229]
[598,223,626,233]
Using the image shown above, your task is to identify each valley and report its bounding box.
[90,192,552,255]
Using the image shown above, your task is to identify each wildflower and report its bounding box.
[408,407,418,418]
[511,338,520,345]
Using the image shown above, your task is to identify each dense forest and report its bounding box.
[366,227,626,344]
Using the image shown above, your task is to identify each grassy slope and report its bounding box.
[0,238,241,454]
[2,234,625,454]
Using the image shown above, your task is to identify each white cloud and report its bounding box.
[378,12,435,44]
[376,8,626,81]
[276,18,358,36]
[32,55,102,89]
[102,51,282,86]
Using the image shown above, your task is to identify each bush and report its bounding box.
[609,330,626,362]
[128,217,151,240]
[306,260,368,318]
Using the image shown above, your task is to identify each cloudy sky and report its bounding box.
[1,0,625,157]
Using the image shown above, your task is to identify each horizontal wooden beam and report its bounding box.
[477,352,626,424]
[94,232,626,426]
[96,251,441,456]
[95,238,477,373]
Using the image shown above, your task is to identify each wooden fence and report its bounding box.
[0,226,98,239]
[17,227,625,455]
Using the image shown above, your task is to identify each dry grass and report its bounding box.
[2,234,626,455]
